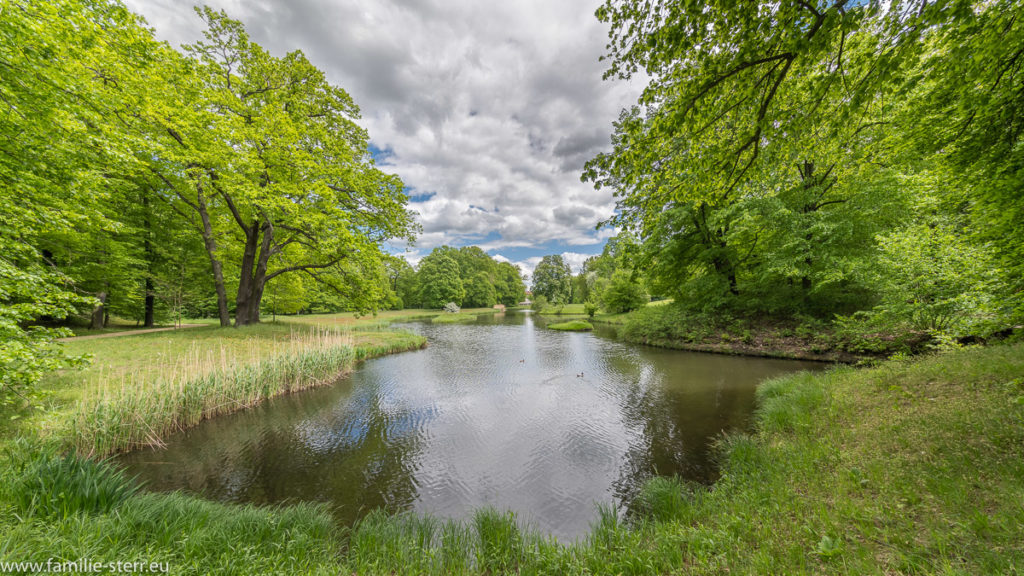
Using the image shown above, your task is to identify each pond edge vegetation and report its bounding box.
[4,341,1020,574]
[55,328,426,457]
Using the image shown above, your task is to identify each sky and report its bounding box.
[125,0,643,280]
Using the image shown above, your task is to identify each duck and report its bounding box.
[577,372,584,378]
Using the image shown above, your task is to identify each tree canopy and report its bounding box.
[584,0,1022,330]
[0,0,418,403]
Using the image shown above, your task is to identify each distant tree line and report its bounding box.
[530,242,649,314]
[387,247,527,309]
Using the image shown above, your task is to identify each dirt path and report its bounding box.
[60,324,207,342]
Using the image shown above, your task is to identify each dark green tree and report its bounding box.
[417,253,465,308]
[463,272,498,308]
[531,255,572,304]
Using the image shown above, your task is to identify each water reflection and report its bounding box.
[118,311,822,540]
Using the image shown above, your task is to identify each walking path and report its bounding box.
[59,324,206,342]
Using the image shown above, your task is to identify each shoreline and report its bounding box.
[48,327,428,457]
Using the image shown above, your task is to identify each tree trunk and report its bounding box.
[195,181,231,327]
[713,258,739,295]
[91,292,107,330]
[143,194,156,328]
[144,277,155,328]
[234,218,274,326]
[234,223,260,326]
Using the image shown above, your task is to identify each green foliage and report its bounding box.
[463,272,497,308]
[417,254,465,308]
[494,261,527,305]
[599,271,648,314]
[531,255,572,303]
[2,441,138,519]
[586,0,1021,336]
[584,302,598,318]
[868,223,1007,336]
[530,294,549,312]
[409,247,524,310]
[547,320,594,331]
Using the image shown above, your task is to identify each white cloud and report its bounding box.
[125,0,642,253]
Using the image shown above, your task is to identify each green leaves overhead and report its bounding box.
[587,0,1023,328]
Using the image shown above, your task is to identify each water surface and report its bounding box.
[119,311,822,540]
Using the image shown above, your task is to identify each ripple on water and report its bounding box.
[117,312,825,541]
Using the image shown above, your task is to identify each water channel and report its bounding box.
[118,310,823,540]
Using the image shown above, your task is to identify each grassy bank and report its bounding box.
[5,322,425,457]
[607,302,927,362]
[4,342,1020,573]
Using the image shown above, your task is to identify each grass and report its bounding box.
[57,328,426,456]
[4,321,425,456]
[538,303,587,316]
[547,320,594,331]
[432,313,483,324]
[3,341,1020,573]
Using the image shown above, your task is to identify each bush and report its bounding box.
[530,294,548,312]
[584,302,598,318]
[600,271,648,314]
[443,302,461,313]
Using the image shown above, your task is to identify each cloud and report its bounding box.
[126,0,642,254]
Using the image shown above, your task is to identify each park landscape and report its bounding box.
[1,0,1023,574]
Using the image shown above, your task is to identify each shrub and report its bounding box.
[600,271,648,314]
[443,302,461,313]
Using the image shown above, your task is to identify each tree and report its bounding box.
[531,255,572,304]
[600,271,648,314]
[417,253,464,308]
[142,9,417,326]
[493,262,526,305]
[463,272,497,308]
[584,0,1017,320]
[0,0,158,402]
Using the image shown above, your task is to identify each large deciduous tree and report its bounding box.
[417,253,465,308]
[531,255,572,304]
[144,9,417,326]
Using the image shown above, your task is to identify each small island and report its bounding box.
[547,320,594,331]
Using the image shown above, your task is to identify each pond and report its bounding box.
[118,311,823,541]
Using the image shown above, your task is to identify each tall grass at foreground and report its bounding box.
[3,343,1020,574]
[58,328,425,456]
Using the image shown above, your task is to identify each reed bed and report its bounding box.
[59,328,424,457]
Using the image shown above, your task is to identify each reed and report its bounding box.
[59,328,424,456]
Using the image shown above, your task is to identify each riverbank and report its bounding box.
[4,320,426,457]
[595,302,935,363]
[3,340,1019,573]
